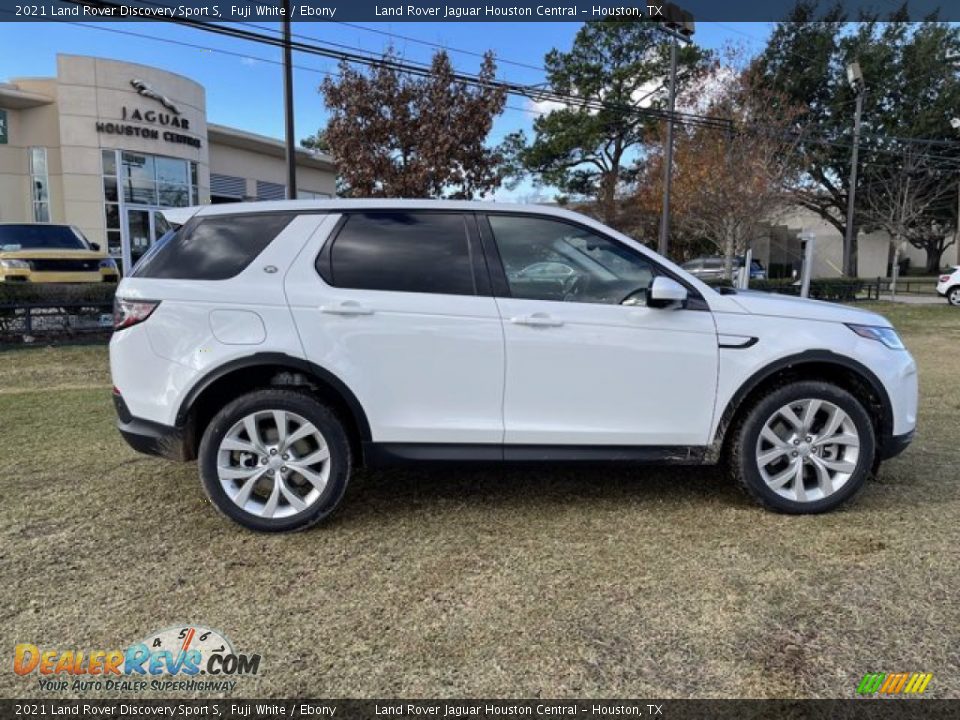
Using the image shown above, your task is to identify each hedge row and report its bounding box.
[0,282,117,306]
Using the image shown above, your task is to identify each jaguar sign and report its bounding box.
[93,78,200,148]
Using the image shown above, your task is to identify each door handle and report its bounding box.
[320,301,374,316]
[510,313,563,327]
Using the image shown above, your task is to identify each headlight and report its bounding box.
[0,259,31,270]
[99,258,118,270]
[847,323,906,350]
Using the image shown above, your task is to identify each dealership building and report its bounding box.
[0,54,336,273]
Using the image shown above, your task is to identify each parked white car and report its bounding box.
[936,267,960,305]
[110,200,918,531]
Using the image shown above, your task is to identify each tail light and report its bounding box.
[113,298,160,331]
[940,275,951,283]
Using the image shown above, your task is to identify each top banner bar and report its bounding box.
[1,0,958,23]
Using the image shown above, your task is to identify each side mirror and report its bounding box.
[648,276,688,308]
[90,242,101,251]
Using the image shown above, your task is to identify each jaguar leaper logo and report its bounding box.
[130,79,181,115]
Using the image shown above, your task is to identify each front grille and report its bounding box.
[23,258,100,272]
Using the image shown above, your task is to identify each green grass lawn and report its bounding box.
[1,302,959,699]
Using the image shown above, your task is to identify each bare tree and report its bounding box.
[860,144,957,278]
[636,66,804,277]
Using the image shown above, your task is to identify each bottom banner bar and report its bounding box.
[2,699,958,720]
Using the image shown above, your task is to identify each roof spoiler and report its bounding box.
[159,206,201,228]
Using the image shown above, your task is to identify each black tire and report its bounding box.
[729,381,876,514]
[198,388,351,532]
[947,286,960,306]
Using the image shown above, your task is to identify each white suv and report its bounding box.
[936,266,960,305]
[110,200,918,531]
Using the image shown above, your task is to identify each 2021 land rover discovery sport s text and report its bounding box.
[110,200,917,531]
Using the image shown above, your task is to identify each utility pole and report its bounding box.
[282,0,297,199]
[658,36,677,258]
[656,4,695,259]
[800,230,816,298]
[843,61,865,277]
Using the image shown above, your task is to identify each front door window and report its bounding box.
[488,214,656,306]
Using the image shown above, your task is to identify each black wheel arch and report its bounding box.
[707,349,894,463]
[175,352,371,461]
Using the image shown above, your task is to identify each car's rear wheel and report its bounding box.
[947,286,960,306]
[730,381,876,513]
[198,389,351,532]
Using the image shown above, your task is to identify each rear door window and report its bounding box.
[319,212,476,296]
[133,213,295,280]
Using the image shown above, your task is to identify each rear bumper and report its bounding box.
[879,429,915,460]
[113,391,190,461]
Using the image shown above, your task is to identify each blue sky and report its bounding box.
[0,20,773,197]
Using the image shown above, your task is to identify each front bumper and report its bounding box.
[879,429,915,460]
[113,391,190,461]
[0,270,118,282]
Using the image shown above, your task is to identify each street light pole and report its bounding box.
[843,62,865,278]
[281,0,297,199]
[658,35,677,258]
[656,4,694,259]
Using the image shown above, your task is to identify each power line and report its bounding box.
[20,1,960,173]
[331,21,547,73]
[59,0,740,136]
[1,15,342,81]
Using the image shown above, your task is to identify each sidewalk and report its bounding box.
[881,294,943,305]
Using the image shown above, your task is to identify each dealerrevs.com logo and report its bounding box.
[14,625,261,693]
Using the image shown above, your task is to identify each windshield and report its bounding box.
[0,225,88,251]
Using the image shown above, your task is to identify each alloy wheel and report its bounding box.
[754,398,861,503]
[216,410,331,519]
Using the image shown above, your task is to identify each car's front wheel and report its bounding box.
[198,389,351,532]
[947,286,960,306]
[730,381,876,513]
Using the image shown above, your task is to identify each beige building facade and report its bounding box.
[0,54,335,273]
[752,205,960,279]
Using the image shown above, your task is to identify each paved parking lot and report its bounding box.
[2,302,958,698]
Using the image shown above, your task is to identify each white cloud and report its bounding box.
[523,77,666,117]
[676,64,737,115]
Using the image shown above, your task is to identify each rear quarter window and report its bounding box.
[133,213,295,280]
[319,212,476,296]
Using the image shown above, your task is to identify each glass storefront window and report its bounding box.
[29,147,50,222]
[107,230,122,258]
[102,149,116,176]
[104,203,120,230]
[102,150,199,273]
[118,152,194,208]
[29,147,47,176]
[156,156,188,186]
[32,177,48,203]
[103,176,118,203]
[123,181,157,205]
[159,185,189,207]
